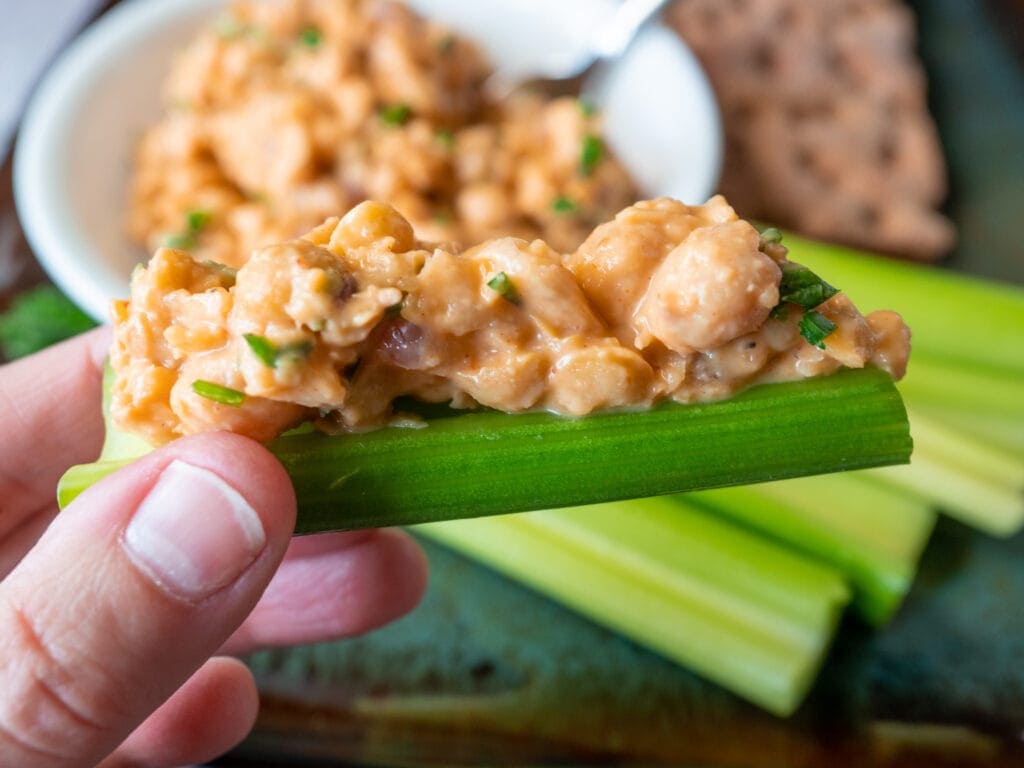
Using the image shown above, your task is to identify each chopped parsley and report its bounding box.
[777,262,838,310]
[437,34,455,54]
[298,26,322,48]
[487,272,520,305]
[798,310,838,349]
[192,380,246,406]
[551,196,579,214]
[216,16,247,39]
[579,134,604,177]
[164,232,197,250]
[435,128,455,149]
[201,259,238,286]
[385,302,404,318]
[187,209,211,232]
[165,208,212,251]
[758,226,783,245]
[243,333,313,368]
[379,103,412,127]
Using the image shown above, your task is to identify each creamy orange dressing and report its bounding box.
[127,0,638,267]
[110,197,910,445]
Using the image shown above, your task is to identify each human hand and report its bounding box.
[0,329,428,767]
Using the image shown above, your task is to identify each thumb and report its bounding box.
[0,431,296,767]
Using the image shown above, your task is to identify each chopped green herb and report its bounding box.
[551,196,579,214]
[186,209,211,232]
[777,262,838,310]
[437,34,455,54]
[579,134,604,177]
[278,340,314,364]
[164,232,197,250]
[798,310,837,349]
[435,128,455,149]
[385,302,404,318]
[201,260,238,286]
[165,209,212,251]
[244,333,313,368]
[487,272,520,305]
[298,26,322,47]
[243,333,278,368]
[758,226,783,245]
[216,16,246,39]
[578,98,597,117]
[379,104,412,127]
[769,304,790,321]
[192,380,246,406]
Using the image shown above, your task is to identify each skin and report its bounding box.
[0,328,428,767]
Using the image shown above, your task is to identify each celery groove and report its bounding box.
[59,367,910,533]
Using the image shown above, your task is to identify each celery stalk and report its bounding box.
[785,233,1024,373]
[692,473,935,625]
[912,406,1024,454]
[58,367,911,534]
[419,497,850,716]
[870,452,1024,537]
[899,355,1024,422]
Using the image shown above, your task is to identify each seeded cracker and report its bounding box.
[669,0,955,261]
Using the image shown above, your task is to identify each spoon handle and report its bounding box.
[593,0,675,59]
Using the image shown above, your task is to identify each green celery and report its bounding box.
[784,233,1024,373]
[692,473,935,625]
[860,408,1023,536]
[899,354,1024,422]
[419,496,850,716]
[870,451,1023,537]
[912,405,1024,454]
[58,368,911,534]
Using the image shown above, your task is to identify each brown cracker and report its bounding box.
[668,0,955,260]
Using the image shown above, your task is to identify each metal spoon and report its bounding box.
[485,0,675,98]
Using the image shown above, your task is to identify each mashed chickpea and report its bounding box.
[110,197,910,445]
[127,0,638,265]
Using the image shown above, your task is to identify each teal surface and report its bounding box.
[230,2,1024,765]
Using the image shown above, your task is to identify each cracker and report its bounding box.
[668,0,955,260]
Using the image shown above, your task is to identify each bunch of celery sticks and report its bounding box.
[420,236,1024,716]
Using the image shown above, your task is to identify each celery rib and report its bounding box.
[59,367,911,534]
[691,473,935,625]
[419,498,850,716]
[786,233,1024,373]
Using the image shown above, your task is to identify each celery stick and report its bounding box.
[419,499,850,716]
[870,449,1024,537]
[692,474,935,625]
[59,367,911,534]
[525,498,847,646]
[904,409,1023,491]
[784,233,1024,373]
[899,354,1024,422]
[912,405,1024,454]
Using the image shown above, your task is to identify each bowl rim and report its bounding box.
[14,0,721,322]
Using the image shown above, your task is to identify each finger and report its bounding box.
[222,528,428,655]
[0,327,110,529]
[101,657,258,768]
[0,431,295,768]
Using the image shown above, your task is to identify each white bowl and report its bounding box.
[15,0,721,322]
